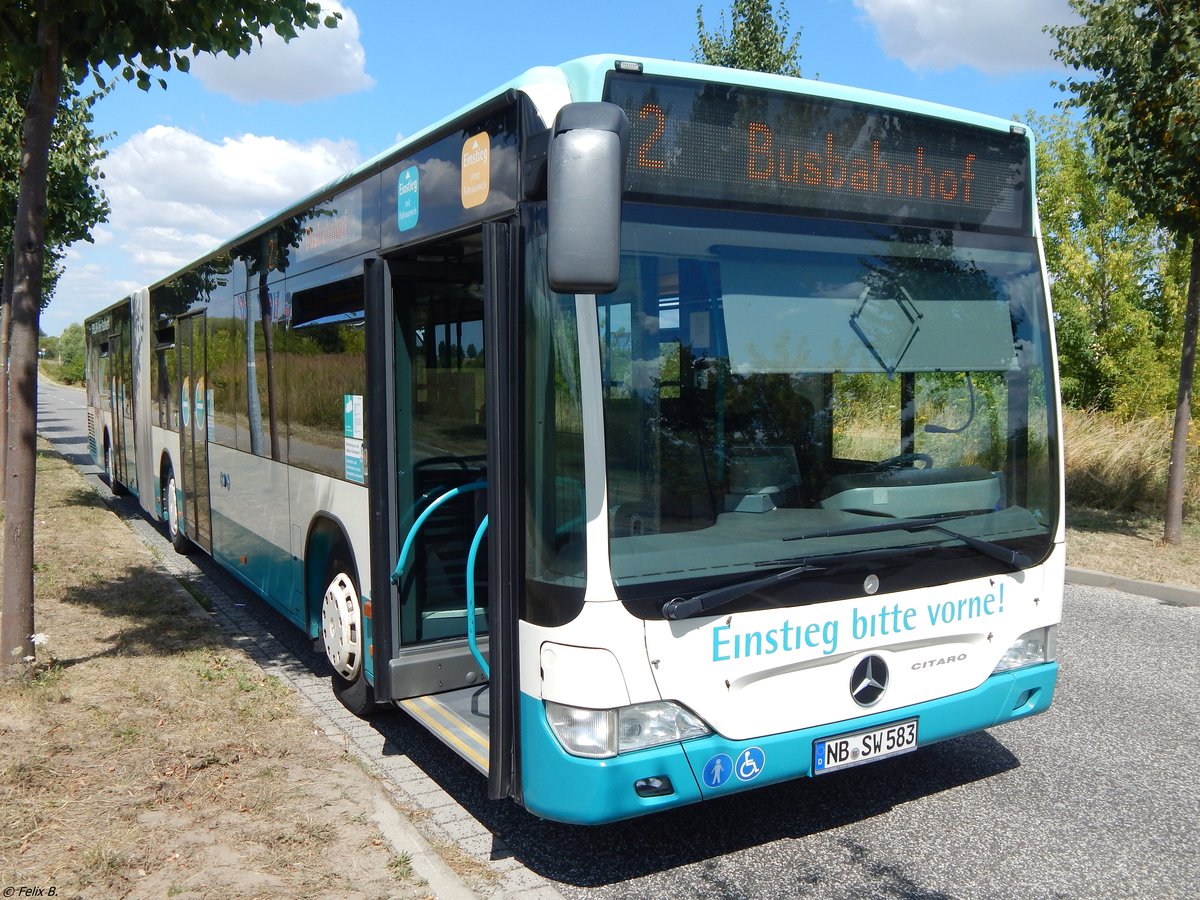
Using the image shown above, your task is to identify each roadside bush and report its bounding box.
[56,322,85,384]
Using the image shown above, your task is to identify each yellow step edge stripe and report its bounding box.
[399,696,489,771]
[412,694,490,756]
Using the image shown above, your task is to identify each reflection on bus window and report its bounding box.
[285,276,367,483]
[599,209,1056,590]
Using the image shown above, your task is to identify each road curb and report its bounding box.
[1066,567,1200,607]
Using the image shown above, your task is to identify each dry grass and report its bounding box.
[2,412,1192,896]
[0,441,433,898]
[1062,409,1200,586]
[1061,408,1200,514]
[1066,507,1200,587]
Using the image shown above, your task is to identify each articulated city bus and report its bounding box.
[84,55,1063,825]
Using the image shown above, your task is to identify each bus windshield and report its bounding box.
[599,205,1057,595]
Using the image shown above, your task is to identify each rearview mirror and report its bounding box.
[547,102,629,295]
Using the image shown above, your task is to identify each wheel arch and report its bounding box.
[304,513,360,640]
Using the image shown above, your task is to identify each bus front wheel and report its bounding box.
[321,562,375,717]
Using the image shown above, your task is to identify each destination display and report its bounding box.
[604,72,1032,233]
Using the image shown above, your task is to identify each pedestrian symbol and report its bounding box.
[702,753,733,788]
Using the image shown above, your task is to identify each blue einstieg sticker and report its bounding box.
[397,165,419,232]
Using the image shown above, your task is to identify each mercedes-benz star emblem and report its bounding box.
[851,655,888,707]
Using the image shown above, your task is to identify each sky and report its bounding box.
[46,0,1080,336]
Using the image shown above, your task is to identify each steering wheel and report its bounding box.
[871,452,933,472]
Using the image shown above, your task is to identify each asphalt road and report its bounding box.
[38,378,1200,899]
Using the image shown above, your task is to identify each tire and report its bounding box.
[161,467,192,554]
[320,559,376,717]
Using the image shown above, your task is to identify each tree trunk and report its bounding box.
[0,249,14,510]
[1,23,60,678]
[1163,235,1200,545]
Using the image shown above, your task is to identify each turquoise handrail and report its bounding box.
[390,480,490,678]
[390,481,488,584]
[465,514,490,678]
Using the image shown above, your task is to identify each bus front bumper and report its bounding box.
[519,661,1057,825]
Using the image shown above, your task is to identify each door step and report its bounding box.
[398,685,490,774]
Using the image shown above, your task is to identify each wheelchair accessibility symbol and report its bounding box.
[735,746,766,782]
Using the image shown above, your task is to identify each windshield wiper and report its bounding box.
[661,563,818,621]
[660,545,933,621]
[922,523,1032,569]
[783,513,1031,570]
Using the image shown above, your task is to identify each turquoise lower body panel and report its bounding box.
[520,662,1057,825]
[209,507,300,628]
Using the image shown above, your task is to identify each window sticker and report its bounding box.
[461,132,490,209]
[397,165,419,231]
[344,394,365,483]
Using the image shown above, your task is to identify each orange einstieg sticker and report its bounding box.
[461,132,490,209]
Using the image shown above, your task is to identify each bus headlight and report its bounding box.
[545,700,711,758]
[992,626,1055,673]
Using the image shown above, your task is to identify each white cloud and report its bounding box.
[47,126,360,335]
[854,0,1079,75]
[105,126,358,211]
[190,1,374,103]
[102,125,358,275]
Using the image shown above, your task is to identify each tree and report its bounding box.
[1051,1,1200,544]
[1,72,110,303]
[694,0,807,77]
[0,1,341,678]
[55,322,84,383]
[1032,111,1188,418]
[1,69,110,511]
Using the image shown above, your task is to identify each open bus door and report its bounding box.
[365,221,519,802]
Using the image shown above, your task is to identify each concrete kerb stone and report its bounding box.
[1066,567,1200,607]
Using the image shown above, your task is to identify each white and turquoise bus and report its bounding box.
[84,55,1062,825]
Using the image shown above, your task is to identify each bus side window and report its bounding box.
[286,274,367,484]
